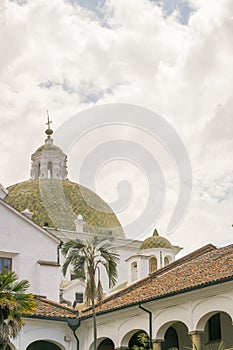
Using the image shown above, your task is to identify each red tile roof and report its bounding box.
[27,296,77,320]
[81,244,233,318]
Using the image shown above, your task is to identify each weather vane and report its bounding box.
[46,110,52,129]
[45,110,53,138]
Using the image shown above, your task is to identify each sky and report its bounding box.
[0,0,233,255]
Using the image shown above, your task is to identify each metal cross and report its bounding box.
[46,110,52,129]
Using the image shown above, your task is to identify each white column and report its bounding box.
[189,331,203,350]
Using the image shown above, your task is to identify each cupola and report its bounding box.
[30,116,68,180]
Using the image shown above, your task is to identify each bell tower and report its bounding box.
[30,115,68,180]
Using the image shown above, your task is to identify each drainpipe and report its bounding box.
[139,304,152,349]
[68,318,80,350]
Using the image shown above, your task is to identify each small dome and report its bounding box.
[140,229,172,250]
[33,143,63,154]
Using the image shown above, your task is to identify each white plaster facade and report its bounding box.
[0,199,60,302]
[78,281,233,350]
[30,137,68,180]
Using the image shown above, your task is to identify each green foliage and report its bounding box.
[0,270,36,348]
[132,332,152,350]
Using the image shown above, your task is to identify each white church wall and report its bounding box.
[62,279,86,305]
[0,201,60,301]
[38,264,60,300]
[13,318,75,350]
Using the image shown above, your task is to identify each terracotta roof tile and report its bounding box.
[81,244,233,318]
[27,296,77,320]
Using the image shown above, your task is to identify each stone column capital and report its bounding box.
[152,339,165,343]
[188,330,204,336]
[189,330,203,350]
[152,339,165,350]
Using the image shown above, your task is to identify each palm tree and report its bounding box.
[62,235,119,350]
[0,270,36,350]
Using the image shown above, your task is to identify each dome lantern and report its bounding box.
[30,116,68,180]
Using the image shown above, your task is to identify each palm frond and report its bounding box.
[0,270,35,344]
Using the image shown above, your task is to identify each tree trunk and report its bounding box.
[92,298,97,350]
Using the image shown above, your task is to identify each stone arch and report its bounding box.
[97,337,115,350]
[154,306,191,339]
[193,296,233,331]
[128,330,149,349]
[155,321,191,350]
[120,329,147,348]
[118,315,149,345]
[162,326,179,350]
[89,337,115,350]
[26,340,64,350]
[196,311,233,347]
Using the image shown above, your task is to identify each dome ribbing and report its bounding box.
[6,179,124,237]
[140,229,172,250]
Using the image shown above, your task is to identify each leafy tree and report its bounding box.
[0,270,36,350]
[132,332,152,350]
[62,235,119,350]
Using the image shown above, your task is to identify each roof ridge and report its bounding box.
[81,243,233,318]
[35,296,77,314]
[82,243,217,313]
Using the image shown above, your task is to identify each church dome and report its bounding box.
[5,117,124,237]
[5,179,124,237]
[140,229,172,250]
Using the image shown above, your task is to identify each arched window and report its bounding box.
[47,161,53,178]
[149,257,157,274]
[37,163,41,177]
[164,256,171,266]
[131,261,137,281]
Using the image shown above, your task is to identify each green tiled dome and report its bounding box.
[5,179,124,237]
[140,229,172,250]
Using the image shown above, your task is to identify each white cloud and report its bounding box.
[0,0,232,253]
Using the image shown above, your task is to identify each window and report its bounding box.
[131,262,138,281]
[164,256,171,266]
[0,257,12,273]
[208,313,221,341]
[47,161,53,178]
[149,257,157,274]
[75,293,83,303]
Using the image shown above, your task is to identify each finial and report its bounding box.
[153,228,159,236]
[45,110,53,138]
